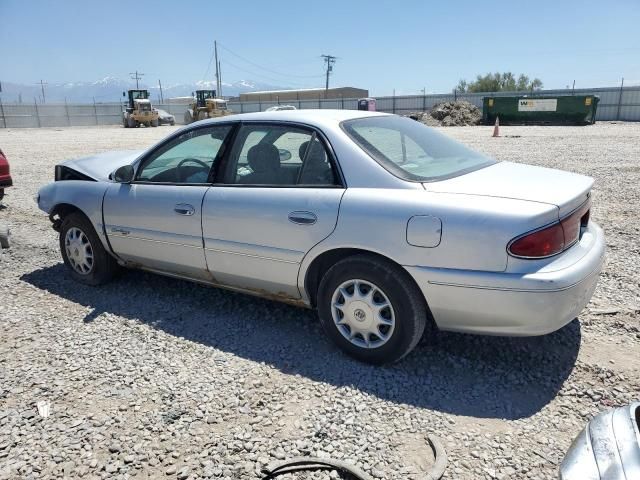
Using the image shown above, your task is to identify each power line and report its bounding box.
[321,55,337,91]
[221,58,320,88]
[217,43,325,79]
[202,47,216,83]
[129,71,144,89]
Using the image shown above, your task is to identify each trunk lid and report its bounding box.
[61,150,143,181]
[425,161,593,217]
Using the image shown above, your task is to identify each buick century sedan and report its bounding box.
[37,110,605,364]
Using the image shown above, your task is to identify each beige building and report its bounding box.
[239,87,368,102]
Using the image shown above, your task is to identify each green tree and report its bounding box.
[456,72,543,93]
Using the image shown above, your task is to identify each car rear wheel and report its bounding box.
[59,212,118,286]
[317,255,428,364]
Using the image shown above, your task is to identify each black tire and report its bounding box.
[317,254,428,365]
[0,224,10,249]
[59,212,118,286]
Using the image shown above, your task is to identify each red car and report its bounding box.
[0,148,12,201]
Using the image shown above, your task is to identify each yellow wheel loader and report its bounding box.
[122,90,159,128]
[184,90,232,124]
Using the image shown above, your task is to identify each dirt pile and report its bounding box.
[406,101,482,127]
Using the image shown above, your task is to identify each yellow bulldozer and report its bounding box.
[184,90,232,124]
[122,89,159,128]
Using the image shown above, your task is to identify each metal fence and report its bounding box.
[228,86,640,122]
[1,85,639,128]
[0,100,194,128]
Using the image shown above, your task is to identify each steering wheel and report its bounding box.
[177,158,210,182]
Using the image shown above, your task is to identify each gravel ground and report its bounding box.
[1,123,639,480]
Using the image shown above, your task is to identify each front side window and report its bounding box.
[137,125,232,184]
[224,124,338,186]
[342,116,495,182]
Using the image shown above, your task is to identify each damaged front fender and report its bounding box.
[37,180,111,251]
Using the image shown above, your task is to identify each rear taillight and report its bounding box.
[508,200,591,258]
[508,223,565,258]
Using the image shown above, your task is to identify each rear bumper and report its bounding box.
[406,222,605,335]
[0,176,12,188]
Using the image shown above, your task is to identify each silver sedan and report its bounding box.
[37,110,605,364]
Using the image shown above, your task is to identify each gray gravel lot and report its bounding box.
[1,123,639,479]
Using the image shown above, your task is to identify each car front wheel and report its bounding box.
[317,255,428,365]
[59,212,118,286]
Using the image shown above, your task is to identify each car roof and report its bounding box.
[197,109,391,128]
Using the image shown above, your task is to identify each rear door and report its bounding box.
[202,122,345,298]
[103,124,233,280]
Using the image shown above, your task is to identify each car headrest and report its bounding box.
[299,140,327,165]
[247,144,281,173]
[299,141,310,160]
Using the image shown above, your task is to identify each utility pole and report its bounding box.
[129,71,144,89]
[321,54,337,92]
[36,80,48,103]
[158,79,164,103]
[214,41,220,97]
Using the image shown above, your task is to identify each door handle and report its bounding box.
[174,203,195,216]
[288,211,317,225]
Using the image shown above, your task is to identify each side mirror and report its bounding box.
[112,165,134,183]
[122,91,126,97]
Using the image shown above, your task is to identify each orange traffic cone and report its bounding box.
[492,116,500,137]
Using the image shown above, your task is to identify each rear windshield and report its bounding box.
[341,115,495,182]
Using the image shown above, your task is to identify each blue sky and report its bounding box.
[1,0,638,95]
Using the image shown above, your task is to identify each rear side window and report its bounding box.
[342,115,495,182]
[223,124,339,186]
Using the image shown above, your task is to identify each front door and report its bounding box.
[202,122,345,297]
[103,124,233,280]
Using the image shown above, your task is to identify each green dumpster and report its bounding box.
[482,95,599,125]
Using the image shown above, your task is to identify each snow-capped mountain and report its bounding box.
[0,77,293,103]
